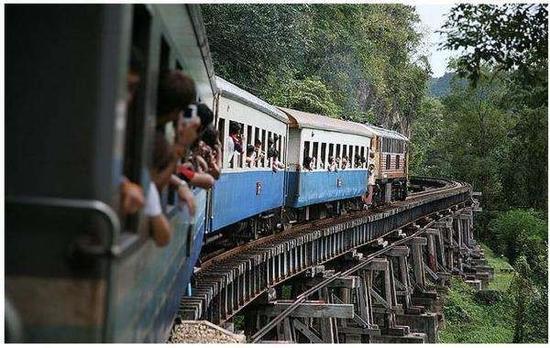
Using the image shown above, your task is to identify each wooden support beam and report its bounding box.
[293,318,323,343]
[386,246,409,257]
[262,301,354,319]
[364,258,389,271]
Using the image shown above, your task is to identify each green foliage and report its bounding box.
[201,4,430,132]
[488,209,547,274]
[439,252,516,343]
[441,4,548,85]
[264,73,341,116]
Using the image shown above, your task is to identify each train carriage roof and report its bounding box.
[215,76,288,123]
[359,124,409,142]
[278,107,374,138]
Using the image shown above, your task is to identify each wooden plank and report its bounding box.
[293,318,323,343]
[364,258,388,271]
[386,246,409,257]
[262,301,354,319]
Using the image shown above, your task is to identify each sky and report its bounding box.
[415,4,457,78]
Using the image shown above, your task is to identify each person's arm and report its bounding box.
[120,176,144,214]
[170,175,196,216]
[150,214,172,247]
[208,146,221,179]
[190,172,215,189]
[195,155,209,173]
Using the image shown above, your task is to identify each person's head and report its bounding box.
[329,156,334,163]
[157,70,196,125]
[151,132,176,190]
[201,125,219,148]
[268,137,274,146]
[229,122,241,136]
[127,46,145,105]
[247,144,255,157]
[196,103,214,133]
[254,138,262,148]
[176,105,201,147]
[369,152,375,159]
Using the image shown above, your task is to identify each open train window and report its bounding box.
[386,154,391,170]
[320,143,327,168]
[277,134,282,163]
[218,118,226,168]
[348,145,354,168]
[312,142,318,169]
[122,4,152,231]
[342,145,347,167]
[303,141,310,166]
[328,144,334,161]
[261,129,266,167]
[227,120,242,169]
[396,155,400,169]
[282,135,286,163]
[267,131,275,167]
[360,147,365,168]
[160,36,170,72]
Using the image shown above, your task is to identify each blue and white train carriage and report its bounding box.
[210,77,289,235]
[279,108,374,220]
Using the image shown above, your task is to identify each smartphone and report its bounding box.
[182,104,197,122]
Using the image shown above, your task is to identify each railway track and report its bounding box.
[176,177,482,343]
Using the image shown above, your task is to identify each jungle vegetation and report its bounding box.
[202,4,548,343]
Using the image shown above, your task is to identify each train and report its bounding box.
[5,4,408,343]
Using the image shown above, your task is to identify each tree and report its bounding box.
[441,4,548,85]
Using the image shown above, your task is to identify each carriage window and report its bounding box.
[335,144,341,167]
[247,125,253,147]
[303,141,310,167]
[320,143,327,169]
[328,143,334,163]
[277,133,282,164]
[396,154,400,169]
[342,145,347,168]
[122,4,152,230]
[386,154,391,170]
[267,131,272,166]
[160,36,170,71]
[312,142,319,169]
[218,118,226,168]
[261,129,267,167]
[348,145,354,168]
[360,147,365,168]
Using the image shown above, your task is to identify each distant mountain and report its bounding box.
[429,72,454,98]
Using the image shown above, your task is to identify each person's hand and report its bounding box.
[177,184,196,216]
[120,178,144,214]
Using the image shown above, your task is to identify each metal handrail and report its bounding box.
[6,195,122,256]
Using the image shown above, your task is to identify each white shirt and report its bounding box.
[144,182,162,217]
[368,156,376,185]
[224,136,235,168]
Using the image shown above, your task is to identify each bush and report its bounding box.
[488,209,547,266]
[474,289,503,305]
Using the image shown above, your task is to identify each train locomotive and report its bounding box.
[6,4,409,343]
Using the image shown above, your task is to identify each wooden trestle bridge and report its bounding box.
[177,178,491,343]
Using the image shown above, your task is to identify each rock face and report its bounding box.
[474,289,503,305]
[169,321,246,343]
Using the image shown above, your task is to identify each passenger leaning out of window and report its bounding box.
[145,133,177,247]
[224,122,243,167]
[176,104,218,190]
